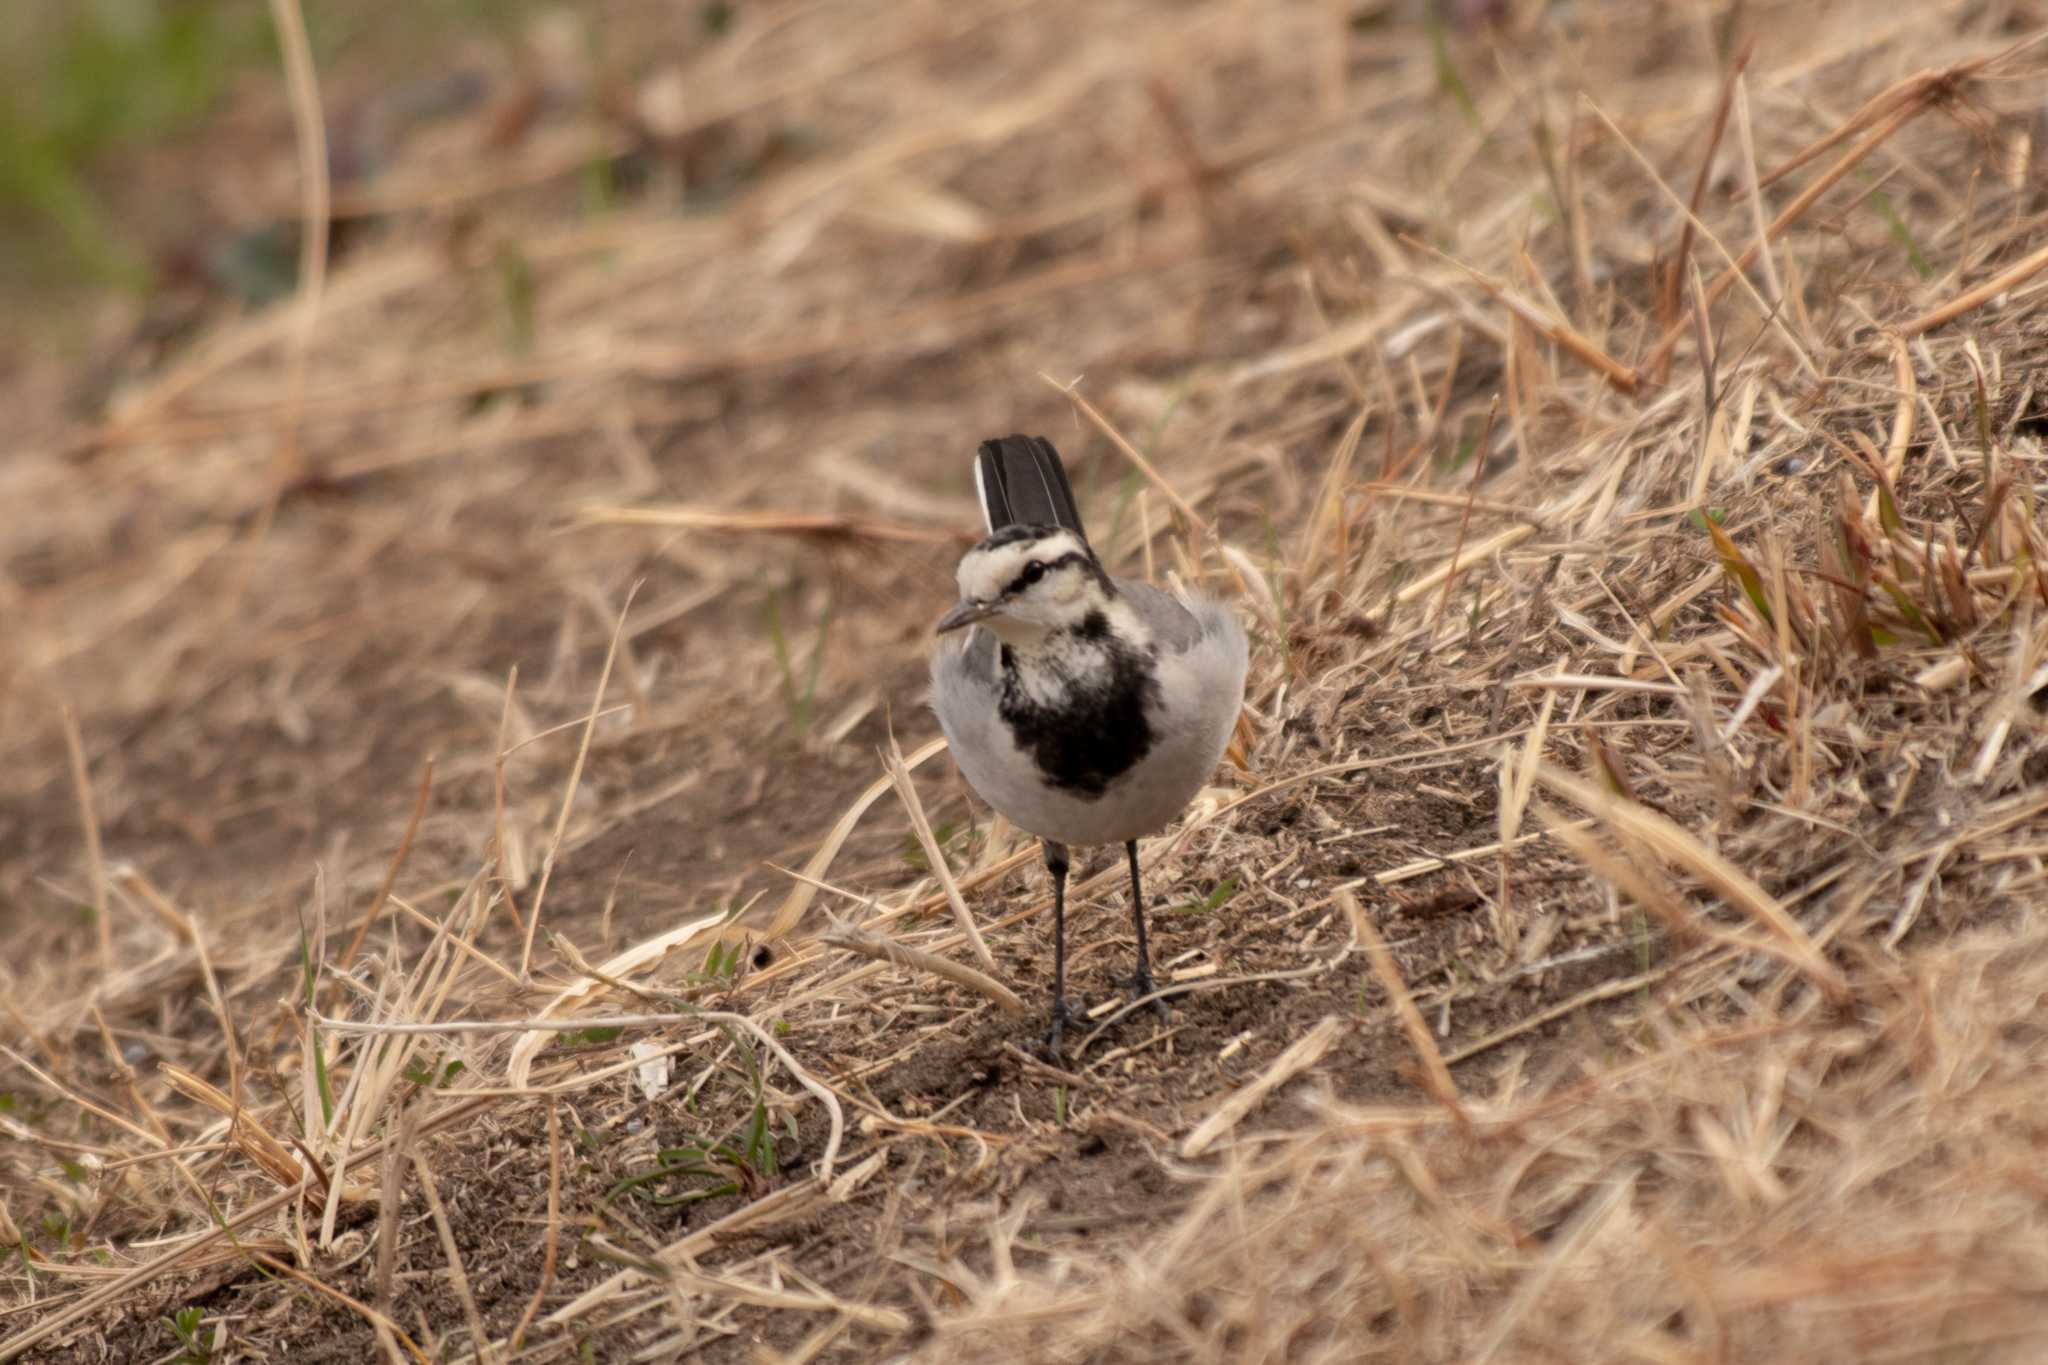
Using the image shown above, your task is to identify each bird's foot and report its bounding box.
[1121,968,1172,1021]
[1042,997,1083,1060]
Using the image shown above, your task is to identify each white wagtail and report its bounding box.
[930,435,1248,1053]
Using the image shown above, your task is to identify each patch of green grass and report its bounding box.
[1425,15,1483,133]
[765,583,837,741]
[162,1305,216,1364]
[1175,878,1239,915]
[1868,186,1933,281]
[296,912,335,1128]
[903,820,974,871]
[558,1025,624,1048]
[1440,426,1482,473]
[601,1032,781,1211]
[699,938,743,982]
[0,3,271,292]
[580,148,619,217]
[494,240,538,353]
[0,0,544,310]
[685,904,759,984]
[1699,514,1774,627]
[619,1104,777,1208]
[401,1053,466,1088]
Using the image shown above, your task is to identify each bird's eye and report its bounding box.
[1021,560,1046,586]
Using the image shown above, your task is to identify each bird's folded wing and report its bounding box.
[1118,579,1206,651]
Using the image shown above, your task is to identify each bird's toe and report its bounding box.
[1122,970,1172,1021]
[1041,998,1082,1059]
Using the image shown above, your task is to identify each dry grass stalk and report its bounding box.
[1904,235,2048,336]
[542,1179,838,1326]
[0,1043,166,1151]
[763,735,949,938]
[259,0,329,491]
[1469,1170,1639,1365]
[1649,89,1930,370]
[372,1101,417,1314]
[1659,43,1753,330]
[1411,240,1640,393]
[659,1266,910,1333]
[1430,393,1501,632]
[881,728,996,970]
[57,705,112,973]
[818,922,1027,1016]
[1441,959,1698,1067]
[1180,1015,1342,1159]
[1041,372,1212,533]
[1589,96,1816,379]
[255,1252,421,1364]
[337,757,434,971]
[1535,763,1848,999]
[520,581,640,978]
[409,1149,497,1365]
[1346,890,1464,1118]
[1392,525,1538,605]
[158,1065,312,1196]
[505,1098,561,1356]
[499,908,749,1088]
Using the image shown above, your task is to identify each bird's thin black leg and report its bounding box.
[1125,840,1168,1019]
[1042,840,1078,1056]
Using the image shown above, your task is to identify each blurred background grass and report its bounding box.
[0,0,537,354]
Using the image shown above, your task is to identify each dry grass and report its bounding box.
[5,0,2048,1361]
[928,929,2048,1363]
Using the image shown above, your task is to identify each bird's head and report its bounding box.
[936,525,1111,646]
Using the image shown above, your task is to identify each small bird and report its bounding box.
[931,435,1248,1053]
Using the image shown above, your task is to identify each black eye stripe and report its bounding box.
[1003,551,1089,597]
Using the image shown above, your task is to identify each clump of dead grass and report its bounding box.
[925,924,2048,1363]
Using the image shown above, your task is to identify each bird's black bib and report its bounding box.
[996,612,1159,798]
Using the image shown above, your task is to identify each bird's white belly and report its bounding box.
[942,696,1230,849]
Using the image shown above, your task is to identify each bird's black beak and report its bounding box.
[935,598,1001,635]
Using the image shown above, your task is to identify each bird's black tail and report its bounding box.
[974,435,1088,541]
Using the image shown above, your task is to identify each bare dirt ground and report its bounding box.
[6,1,2048,1361]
